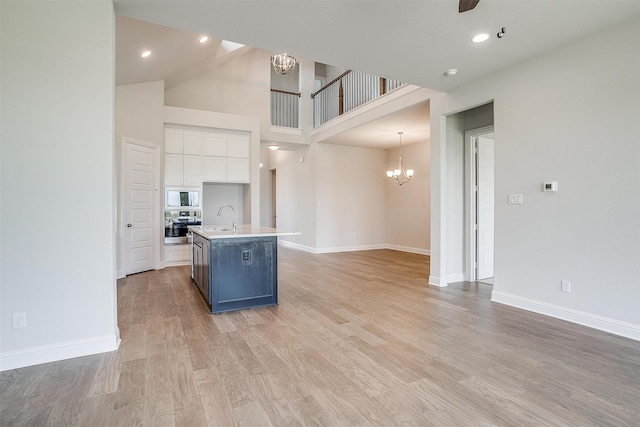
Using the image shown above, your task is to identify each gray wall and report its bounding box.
[430,17,640,337]
[1,1,118,368]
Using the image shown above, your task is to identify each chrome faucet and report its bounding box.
[217,204,237,232]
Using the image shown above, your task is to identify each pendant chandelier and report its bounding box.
[271,53,297,75]
[386,132,414,185]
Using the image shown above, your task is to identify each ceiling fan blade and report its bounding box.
[459,0,480,13]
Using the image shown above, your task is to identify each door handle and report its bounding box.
[127,223,133,228]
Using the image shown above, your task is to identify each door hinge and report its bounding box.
[474,224,478,231]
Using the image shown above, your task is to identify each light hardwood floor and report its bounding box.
[1,247,639,426]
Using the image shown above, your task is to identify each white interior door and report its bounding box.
[476,136,495,280]
[124,141,157,275]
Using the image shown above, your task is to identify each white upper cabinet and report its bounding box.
[165,128,183,154]
[203,133,227,157]
[165,153,184,186]
[183,131,202,155]
[183,155,203,187]
[203,156,227,182]
[227,158,250,183]
[227,134,250,158]
[164,126,251,185]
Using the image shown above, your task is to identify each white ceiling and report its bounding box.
[317,101,431,149]
[113,0,640,148]
[116,15,253,89]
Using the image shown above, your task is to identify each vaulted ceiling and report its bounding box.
[114,0,640,92]
[113,1,640,149]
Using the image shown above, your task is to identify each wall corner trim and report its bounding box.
[491,291,640,342]
[0,333,120,372]
[428,275,448,287]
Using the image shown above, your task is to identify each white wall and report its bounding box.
[430,17,640,339]
[165,49,270,124]
[386,140,431,254]
[202,183,245,225]
[115,81,165,275]
[269,145,318,249]
[316,144,387,251]
[0,1,118,370]
[164,48,315,147]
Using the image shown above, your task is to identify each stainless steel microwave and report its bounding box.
[166,189,199,208]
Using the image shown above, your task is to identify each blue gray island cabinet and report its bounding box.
[189,225,299,313]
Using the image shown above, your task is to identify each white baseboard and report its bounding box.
[0,332,121,372]
[279,240,430,257]
[116,269,124,279]
[386,244,430,256]
[447,273,465,283]
[278,240,317,253]
[428,275,448,287]
[164,260,190,267]
[315,244,387,254]
[491,291,640,342]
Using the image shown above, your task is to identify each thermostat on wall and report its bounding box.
[543,181,558,192]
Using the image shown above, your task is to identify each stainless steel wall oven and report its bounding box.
[164,210,202,245]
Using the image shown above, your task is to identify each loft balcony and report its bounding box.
[270,69,406,131]
[311,70,405,128]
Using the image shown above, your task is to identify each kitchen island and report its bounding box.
[189,225,299,313]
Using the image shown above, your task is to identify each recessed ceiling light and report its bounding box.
[141,50,151,58]
[199,36,209,44]
[269,145,279,151]
[472,33,490,43]
[445,69,458,77]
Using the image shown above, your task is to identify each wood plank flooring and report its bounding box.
[1,247,639,426]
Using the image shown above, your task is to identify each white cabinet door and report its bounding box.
[165,128,183,154]
[183,130,202,155]
[203,133,227,157]
[227,134,250,158]
[227,158,250,183]
[183,155,202,187]
[165,153,184,186]
[203,156,227,182]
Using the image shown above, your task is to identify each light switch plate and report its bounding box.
[508,194,523,205]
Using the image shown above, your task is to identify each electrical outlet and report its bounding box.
[13,312,27,329]
[561,280,571,293]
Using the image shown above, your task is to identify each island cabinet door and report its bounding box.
[191,233,211,305]
[210,237,278,313]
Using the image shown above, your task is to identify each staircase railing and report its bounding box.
[270,89,300,128]
[312,70,405,127]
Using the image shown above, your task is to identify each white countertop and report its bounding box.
[189,225,300,240]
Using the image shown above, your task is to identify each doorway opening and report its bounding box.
[465,126,495,284]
